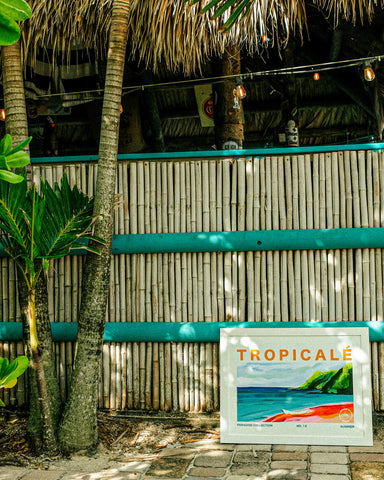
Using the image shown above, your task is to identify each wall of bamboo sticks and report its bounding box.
[1,150,384,411]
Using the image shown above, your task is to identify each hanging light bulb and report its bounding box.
[313,72,320,81]
[364,65,375,81]
[235,84,246,100]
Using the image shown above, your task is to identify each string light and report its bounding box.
[262,34,268,42]
[235,84,246,100]
[25,54,384,101]
[0,109,5,121]
[364,65,375,81]
[313,72,320,81]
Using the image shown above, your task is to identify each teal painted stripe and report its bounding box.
[2,228,383,257]
[108,229,384,254]
[30,143,384,164]
[0,321,383,342]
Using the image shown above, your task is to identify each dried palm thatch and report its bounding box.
[21,0,384,75]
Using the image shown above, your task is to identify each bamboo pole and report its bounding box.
[291,156,302,321]
[319,154,328,321]
[304,155,315,321]
[338,152,348,321]
[364,150,379,407]
[254,158,261,321]
[351,151,363,320]
[216,160,224,324]
[260,158,267,320]
[210,160,219,411]
[238,159,246,323]
[195,161,206,411]
[129,162,140,409]
[142,162,152,410]
[379,150,384,409]
[174,162,184,412]
[284,157,295,320]
[180,161,189,411]
[246,158,255,322]
[265,157,274,321]
[278,157,288,321]
[223,160,232,321]
[343,152,355,321]
[185,162,194,411]
[190,162,199,411]
[202,161,213,411]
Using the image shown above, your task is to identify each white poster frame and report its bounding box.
[220,327,372,446]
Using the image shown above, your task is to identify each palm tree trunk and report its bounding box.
[2,42,61,453]
[58,0,130,453]
[27,289,59,455]
[1,43,29,145]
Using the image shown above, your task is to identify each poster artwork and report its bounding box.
[220,327,372,446]
[194,84,215,127]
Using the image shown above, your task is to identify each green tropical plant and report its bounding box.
[0,172,104,346]
[0,134,31,184]
[0,0,32,46]
[0,171,105,453]
[0,356,29,406]
[185,0,256,32]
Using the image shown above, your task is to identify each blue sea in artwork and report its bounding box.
[237,387,354,422]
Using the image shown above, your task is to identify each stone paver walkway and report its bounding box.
[1,436,384,480]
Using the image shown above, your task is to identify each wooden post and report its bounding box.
[213,45,244,149]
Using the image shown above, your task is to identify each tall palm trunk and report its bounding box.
[1,43,61,453]
[58,0,130,453]
[1,44,29,146]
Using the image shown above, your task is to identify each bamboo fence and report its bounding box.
[1,150,384,411]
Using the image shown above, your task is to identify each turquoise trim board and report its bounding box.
[2,228,384,257]
[30,143,384,164]
[0,321,383,342]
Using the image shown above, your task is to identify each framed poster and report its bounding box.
[220,327,372,446]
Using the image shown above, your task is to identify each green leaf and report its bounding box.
[0,134,12,155]
[200,0,222,14]
[0,11,20,46]
[0,169,24,183]
[0,156,7,170]
[220,0,250,30]
[5,151,30,169]
[0,356,29,389]
[213,0,238,18]
[8,136,32,156]
[0,0,32,22]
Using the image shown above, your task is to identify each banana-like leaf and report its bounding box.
[8,136,32,156]
[0,169,25,183]
[0,0,32,47]
[0,134,12,155]
[0,11,20,45]
[0,0,32,21]
[0,356,29,389]
[5,151,31,169]
[0,135,31,183]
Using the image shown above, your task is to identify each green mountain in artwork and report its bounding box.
[295,363,353,395]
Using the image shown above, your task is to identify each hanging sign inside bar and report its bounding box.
[220,327,372,446]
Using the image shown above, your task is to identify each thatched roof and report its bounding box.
[22,0,384,74]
